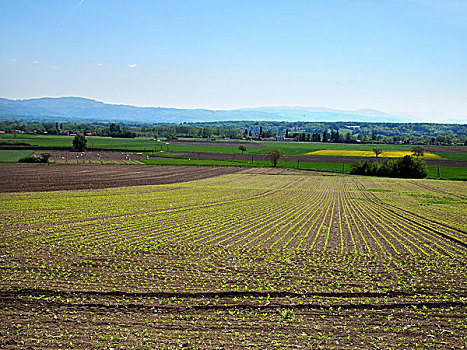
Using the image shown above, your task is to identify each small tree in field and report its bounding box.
[266,148,285,167]
[411,146,424,159]
[73,135,87,152]
[372,147,383,158]
[238,145,247,154]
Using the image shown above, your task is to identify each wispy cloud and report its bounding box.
[128,63,138,68]
[76,0,85,8]
[32,60,40,65]
[97,63,103,67]
[9,58,18,63]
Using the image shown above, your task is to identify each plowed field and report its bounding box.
[1,168,466,349]
[0,164,243,192]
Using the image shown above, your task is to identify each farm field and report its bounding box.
[259,142,467,160]
[141,155,467,180]
[0,164,243,192]
[305,149,442,159]
[44,151,145,165]
[1,166,466,348]
[425,165,467,180]
[2,135,466,180]
[0,134,162,151]
[2,134,466,160]
[0,150,34,163]
[0,148,464,180]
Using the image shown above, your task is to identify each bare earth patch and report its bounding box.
[0,164,243,192]
[41,151,145,164]
[168,140,267,147]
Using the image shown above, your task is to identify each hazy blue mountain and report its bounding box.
[243,106,408,122]
[0,97,411,123]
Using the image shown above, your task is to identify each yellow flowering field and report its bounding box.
[305,149,443,159]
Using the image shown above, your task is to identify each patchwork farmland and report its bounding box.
[1,166,466,349]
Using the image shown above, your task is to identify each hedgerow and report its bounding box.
[18,152,51,163]
[350,155,427,178]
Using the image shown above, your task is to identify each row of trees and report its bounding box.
[189,121,467,144]
[152,125,243,140]
[2,119,466,145]
[0,121,138,137]
[108,123,136,138]
[0,121,244,140]
[292,130,358,143]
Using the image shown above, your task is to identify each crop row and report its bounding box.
[1,172,466,295]
[2,173,466,258]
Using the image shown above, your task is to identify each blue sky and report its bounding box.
[1,0,466,121]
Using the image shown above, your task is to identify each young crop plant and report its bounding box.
[1,169,466,349]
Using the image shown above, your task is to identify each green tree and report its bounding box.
[411,146,425,159]
[393,155,427,178]
[372,147,383,158]
[266,148,285,167]
[350,160,379,176]
[73,134,87,151]
[238,145,247,154]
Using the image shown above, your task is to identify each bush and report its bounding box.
[377,158,397,177]
[18,153,51,164]
[350,155,427,178]
[394,155,428,178]
[349,160,378,176]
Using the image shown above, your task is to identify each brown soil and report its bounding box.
[41,151,145,164]
[427,146,467,153]
[2,288,465,349]
[2,243,466,349]
[2,169,466,348]
[0,164,243,192]
[169,140,267,147]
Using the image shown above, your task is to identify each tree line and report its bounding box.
[189,121,467,145]
[1,119,465,145]
[0,121,244,140]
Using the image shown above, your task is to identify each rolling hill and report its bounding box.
[0,96,410,123]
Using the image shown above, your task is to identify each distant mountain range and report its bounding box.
[0,96,432,124]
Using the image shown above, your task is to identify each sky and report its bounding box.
[1,0,466,121]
